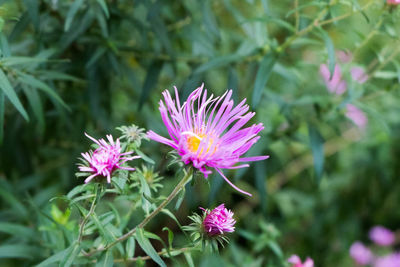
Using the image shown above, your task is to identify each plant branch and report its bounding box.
[78,184,99,243]
[113,247,197,263]
[84,168,193,257]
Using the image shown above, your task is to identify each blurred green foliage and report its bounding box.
[0,0,400,266]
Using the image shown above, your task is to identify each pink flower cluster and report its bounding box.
[350,226,398,266]
[288,255,314,267]
[387,0,400,5]
[79,133,139,183]
[147,84,269,196]
[201,204,236,236]
[319,51,368,129]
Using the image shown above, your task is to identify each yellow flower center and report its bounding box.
[186,133,216,155]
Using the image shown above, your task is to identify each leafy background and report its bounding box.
[1,0,400,266]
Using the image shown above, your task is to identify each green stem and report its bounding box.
[113,246,198,263]
[78,184,99,243]
[85,168,193,256]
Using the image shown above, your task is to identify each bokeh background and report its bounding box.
[1,0,400,266]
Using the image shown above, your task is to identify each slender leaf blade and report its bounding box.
[252,53,277,108]
[136,228,166,267]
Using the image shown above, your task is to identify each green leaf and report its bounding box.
[126,236,135,259]
[175,188,185,210]
[35,248,69,267]
[96,0,110,18]
[60,243,81,267]
[0,91,4,144]
[96,250,114,267]
[0,68,29,121]
[64,0,85,32]
[202,0,220,40]
[0,57,48,67]
[91,212,114,243]
[23,0,39,30]
[0,33,11,57]
[194,54,242,74]
[22,85,44,132]
[255,161,267,213]
[138,60,163,110]
[184,252,195,267]
[0,222,36,239]
[308,123,325,183]
[136,228,166,267]
[252,53,277,108]
[0,186,28,218]
[135,149,155,165]
[0,244,41,259]
[318,28,335,79]
[18,72,69,110]
[162,227,174,248]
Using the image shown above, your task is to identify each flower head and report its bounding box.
[320,64,347,95]
[346,104,368,129]
[350,241,374,265]
[374,253,400,267]
[201,204,236,236]
[369,226,395,246]
[288,255,314,267]
[116,124,148,147]
[147,84,269,196]
[351,67,369,84]
[78,133,139,183]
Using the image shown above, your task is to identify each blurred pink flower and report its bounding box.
[369,226,395,246]
[350,242,373,265]
[387,0,400,5]
[351,67,369,84]
[79,133,139,183]
[346,104,368,129]
[288,255,314,267]
[337,50,353,63]
[201,204,236,236]
[320,64,347,95]
[374,253,400,267]
[147,84,269,196]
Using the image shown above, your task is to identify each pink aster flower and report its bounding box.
[201,204,235,236]
[346,104,368,129]
[374,253,400,267]
[147,84,269,196]
[369,226,396,246]
[350,242,374,265]
[320,64,347,95]
[351,67,369,84]
[288,255,314,267]
[79,133,139,183]
[387,0,400,5]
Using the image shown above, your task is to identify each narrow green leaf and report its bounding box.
[308,123,325,183]
[0,186,28,218]
[96,251,114,267]
[0,57,49,67]
[35,248,69,267]
[0,245,41,259]
[91,212,114,243]
[252,53,277,108]
[22,86,44,132]
[0,91,4,144]
[318,28,335,79]
[136,228,166,267]
[64,0,85,31]
[96,0,110,18]
[126,236,135,259]
[0,33,11,57]
[0,68,29,121]
[135,149,155,165]
[162,227,174,248]
[194,54,242,74]
[18,72,69,110]
[60,243,81,267]
[138,60,163,110]
[202,0,220,40]
[175,188,185,210]
[86,47,107,68]
[0,222,36,239]
[184,252,195,267]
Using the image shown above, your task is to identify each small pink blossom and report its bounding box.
[351,67,369,84]
[337,50,353,63]
[350,242,374,265]
[147,84,269,196]
[201,204,236,236]
[288,255,314,267]
[374,253,400,267]
[79,133,139,183]
[369,226,395,246]
[387,0,400,5]
[346,104,368,129]
[320,64,347,95]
